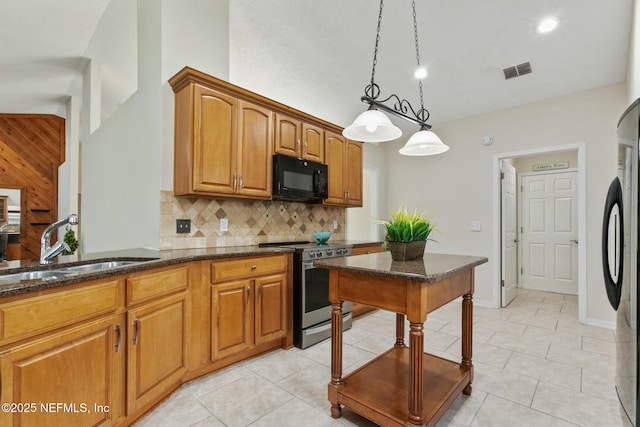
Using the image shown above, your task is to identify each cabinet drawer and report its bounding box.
[0,280,119,343]
[211,255,285,283]
[127,266,189,306]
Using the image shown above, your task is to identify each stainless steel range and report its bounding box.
[260,241,353,348]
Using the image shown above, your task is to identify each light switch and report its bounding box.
[220,218,229,232]
[470,220,482,232]
[333,220,338,230]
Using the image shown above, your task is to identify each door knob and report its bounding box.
[570,239,579,244]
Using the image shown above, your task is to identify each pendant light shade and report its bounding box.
[342,108,402,143]
[399,129,449,156]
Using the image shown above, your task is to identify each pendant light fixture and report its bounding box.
[342,0,449,156]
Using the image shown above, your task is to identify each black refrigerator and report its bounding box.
[604,98,640,426]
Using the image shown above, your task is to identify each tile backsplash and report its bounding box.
[160,191,346,249]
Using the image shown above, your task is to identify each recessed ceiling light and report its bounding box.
[414,67,428,79]
[537,17,559,34]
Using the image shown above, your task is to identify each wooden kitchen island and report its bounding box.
[314,252,487,426]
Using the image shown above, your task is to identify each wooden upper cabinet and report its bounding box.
[325,131,346,205]
[237,100,273,198]
[345,139,363,206]
[169,67,364,201]
[274,113,324,163]
[301,122,324,163]
[324,131,363,207]
[172,83,271,199]
[274,113,300,157]
[195,85,236,195]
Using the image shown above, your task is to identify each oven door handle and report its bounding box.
[303,262,315,270]
[304,313,352,336]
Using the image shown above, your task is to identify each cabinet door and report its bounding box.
[192,84,237,194]
[301,123,324,163]
[0,316,124,427]
[255,274,287,344]
[345,140,363,207]
[211,280,253,360]
[127,293,188,415]
[274,113,301,158]
[237,100,273,198]
[324,130,346,205]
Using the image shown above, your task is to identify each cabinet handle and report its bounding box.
[115,324,121,352]
[346,191,350,201]
[239,175,243,189]
[296,140,301,154]
[233,173,237,190]
[133,319,139,346]
[247,286,251,305]
[303,141,308,155]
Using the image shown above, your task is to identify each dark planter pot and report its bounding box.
[387,240,426,261]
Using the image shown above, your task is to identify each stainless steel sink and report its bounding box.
[57,260,143,273]
[0,270,79,282]
[0,258,158,283]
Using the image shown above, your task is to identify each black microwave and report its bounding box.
[272,154,328,203]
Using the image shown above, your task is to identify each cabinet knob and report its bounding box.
[251,265,257,270]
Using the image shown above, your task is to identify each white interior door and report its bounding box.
[501,161,517,307]
[520,170,578,294]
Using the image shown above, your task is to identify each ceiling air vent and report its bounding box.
[503,62,532,80]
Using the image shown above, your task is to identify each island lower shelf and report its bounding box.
[336,347,471,427]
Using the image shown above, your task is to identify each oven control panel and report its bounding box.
[302,246,352,261]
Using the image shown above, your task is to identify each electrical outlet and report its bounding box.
[220,218,229,232]
[176,219,191,234]
[470,220,482,232]
[333,220,338,230]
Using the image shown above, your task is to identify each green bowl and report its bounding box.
[313,232,332,244]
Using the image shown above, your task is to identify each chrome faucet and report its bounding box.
[40,214,79,264]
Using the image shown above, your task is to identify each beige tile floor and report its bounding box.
[135,289,632,427]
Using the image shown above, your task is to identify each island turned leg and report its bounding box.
[395,313,405,348]
[462,293,473,395]
[329,301,344,418]
[408,321,424,425]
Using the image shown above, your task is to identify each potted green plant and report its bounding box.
[376,205,435,261]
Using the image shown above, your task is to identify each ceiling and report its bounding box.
[0,0,634,132]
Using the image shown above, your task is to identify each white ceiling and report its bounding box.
[0,0,634,131]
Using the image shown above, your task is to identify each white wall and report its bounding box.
[81,0,163,253]
[628,0,640,103]
[161,0,230,191]
[80,0,230,253]
[383,83,627,324]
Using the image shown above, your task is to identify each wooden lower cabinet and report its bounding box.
[255,274,287,344]
[211,273,286,361]
[0,256,290,426]
[126,292,188,416]
[211,279,253,359]
[0,315,124,427]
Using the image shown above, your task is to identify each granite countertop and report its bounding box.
[0,245,295,297]
[0,240,385,298]
[313,252,488,283]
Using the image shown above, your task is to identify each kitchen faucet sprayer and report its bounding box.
[40,214,79,264]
